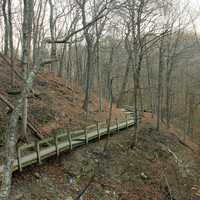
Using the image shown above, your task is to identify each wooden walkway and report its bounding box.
[0,110,137,175]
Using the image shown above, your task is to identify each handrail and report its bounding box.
[0,112,141,174]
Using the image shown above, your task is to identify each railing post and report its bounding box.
[55,136,59,156]
[17,147,22,172]
[126,115,128,128]
[84,127,88,144]
[68,130,72,150]
[139,111,142,123]
[106,119,111,136]
[96,121,100,140]
[116,118,119,133]
[36,141,41,164]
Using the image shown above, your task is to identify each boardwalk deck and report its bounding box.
[0,111,137,175]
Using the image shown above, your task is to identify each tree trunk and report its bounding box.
[166,74,171,128]
[66,43,72,81]
[96,37,103,111]
[58,43,67,77]
[146,53,153,116]
[21,0,33,141]
[83,42,93,116]
[0,62,43,200]
[156,36,164,131]
[49,0,57,73]
[80,1,94,117]
[2,0,9,56]
[187,94,195,137]
[7,0,14,86]
[117,55,131,108]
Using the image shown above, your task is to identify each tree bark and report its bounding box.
[2,0,9,56]
[79,0,94,117]
[156,36,164,131]
[48,0,57,73]
[21,0,34,141]
[7,0,14,86]
[117,55,131,108]
[0,62,43,200]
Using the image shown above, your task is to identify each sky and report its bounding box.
[1,0,200,47]
[178,0,200,32]
[189,0,199,6]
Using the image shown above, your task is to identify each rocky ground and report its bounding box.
[10,114,200,200]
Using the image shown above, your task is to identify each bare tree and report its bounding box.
[156,34,164,131]
[21,0,34,140]
[7,0,14,86]
[76,0,113,116]
[117,24,131,107]
[33,0,48,65]
[2,0,8,55]
[0,59,47,200]
[48,0,57,73]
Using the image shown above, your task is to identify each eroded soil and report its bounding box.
[10,115,200,200]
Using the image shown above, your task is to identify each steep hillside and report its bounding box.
[9,113,200,200]
[0,54,125,140]
[29,72,125,136]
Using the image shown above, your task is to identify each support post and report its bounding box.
[106,119,110,136]
[17,147,22,172]
[126,115,128,128]
[116,118,119,133]
[55,136,59,156]
[36,141,41,164]
[96,121,100,140]
[68,131,72,150]
[84,127,88,144]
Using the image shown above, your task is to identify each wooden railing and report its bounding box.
[0,110,140,174]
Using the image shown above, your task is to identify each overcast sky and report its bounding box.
[190,0,199,6]
[178,0,200,32]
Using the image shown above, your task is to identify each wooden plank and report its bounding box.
[116,118,119,134]
[39,137,54,145]
[19,142,35,151]
[86,124,96,130]
[126,115,128,128]
[106,119,111,136]
[55,136,59,156]
[71,129,84,137]
[68,131,72,150]
[17,147,22,172]
[84,128,88,144]
[96,122,100,140]
[36,141,41,164]
[57,132,68,139]
[99,127,108,136]
[0,118,137,175]
[26,121,44,139]
[99,121,107,129]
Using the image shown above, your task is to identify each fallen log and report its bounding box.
[0,93,43,139]
[0,52,24,81]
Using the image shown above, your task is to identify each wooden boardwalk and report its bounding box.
[0,110,137,175]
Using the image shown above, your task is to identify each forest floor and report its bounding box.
[0,71,125,138]
[10,113,200,200]
[0,56,125,166]
[1,56,200,199]
[0,58,125,141]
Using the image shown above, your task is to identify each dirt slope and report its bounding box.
[0,55,125,139]
[10,114,200,200]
